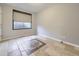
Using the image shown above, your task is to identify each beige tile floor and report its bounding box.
[0,36,79,56]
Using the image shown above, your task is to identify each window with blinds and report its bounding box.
[12,10,32,30]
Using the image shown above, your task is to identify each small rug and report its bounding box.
[8,39,46,56]
[25,39,46,55]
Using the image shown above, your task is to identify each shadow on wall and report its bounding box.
[37,25,66,39]
[37,25,79,46]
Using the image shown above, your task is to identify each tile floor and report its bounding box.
[0,36,79,56]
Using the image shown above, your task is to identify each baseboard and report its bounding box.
[39,34,79,48]
[0,35,37,43]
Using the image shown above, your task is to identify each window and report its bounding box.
[12,10,32,30]
[14,22,31,29]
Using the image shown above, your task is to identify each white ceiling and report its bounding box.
[5,3,53,13]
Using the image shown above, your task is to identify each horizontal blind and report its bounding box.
[13,11,32,22]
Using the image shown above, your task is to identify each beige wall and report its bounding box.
[2,5,37,40]
[0,6,2,41]
[37,4,79,45]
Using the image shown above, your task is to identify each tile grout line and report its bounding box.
[16,41,23,56]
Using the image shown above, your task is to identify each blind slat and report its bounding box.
[14,11,32,22]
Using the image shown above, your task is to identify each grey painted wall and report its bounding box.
[37,4,79,45]
[0,6,2,41]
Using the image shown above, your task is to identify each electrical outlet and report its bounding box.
[60,41,63,43]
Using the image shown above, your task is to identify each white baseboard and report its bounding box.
[39,34,79,48]
[0,35,37,42]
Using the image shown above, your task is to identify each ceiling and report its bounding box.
[5,3,53,13]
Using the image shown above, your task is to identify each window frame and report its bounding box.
[12,9,32,30]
